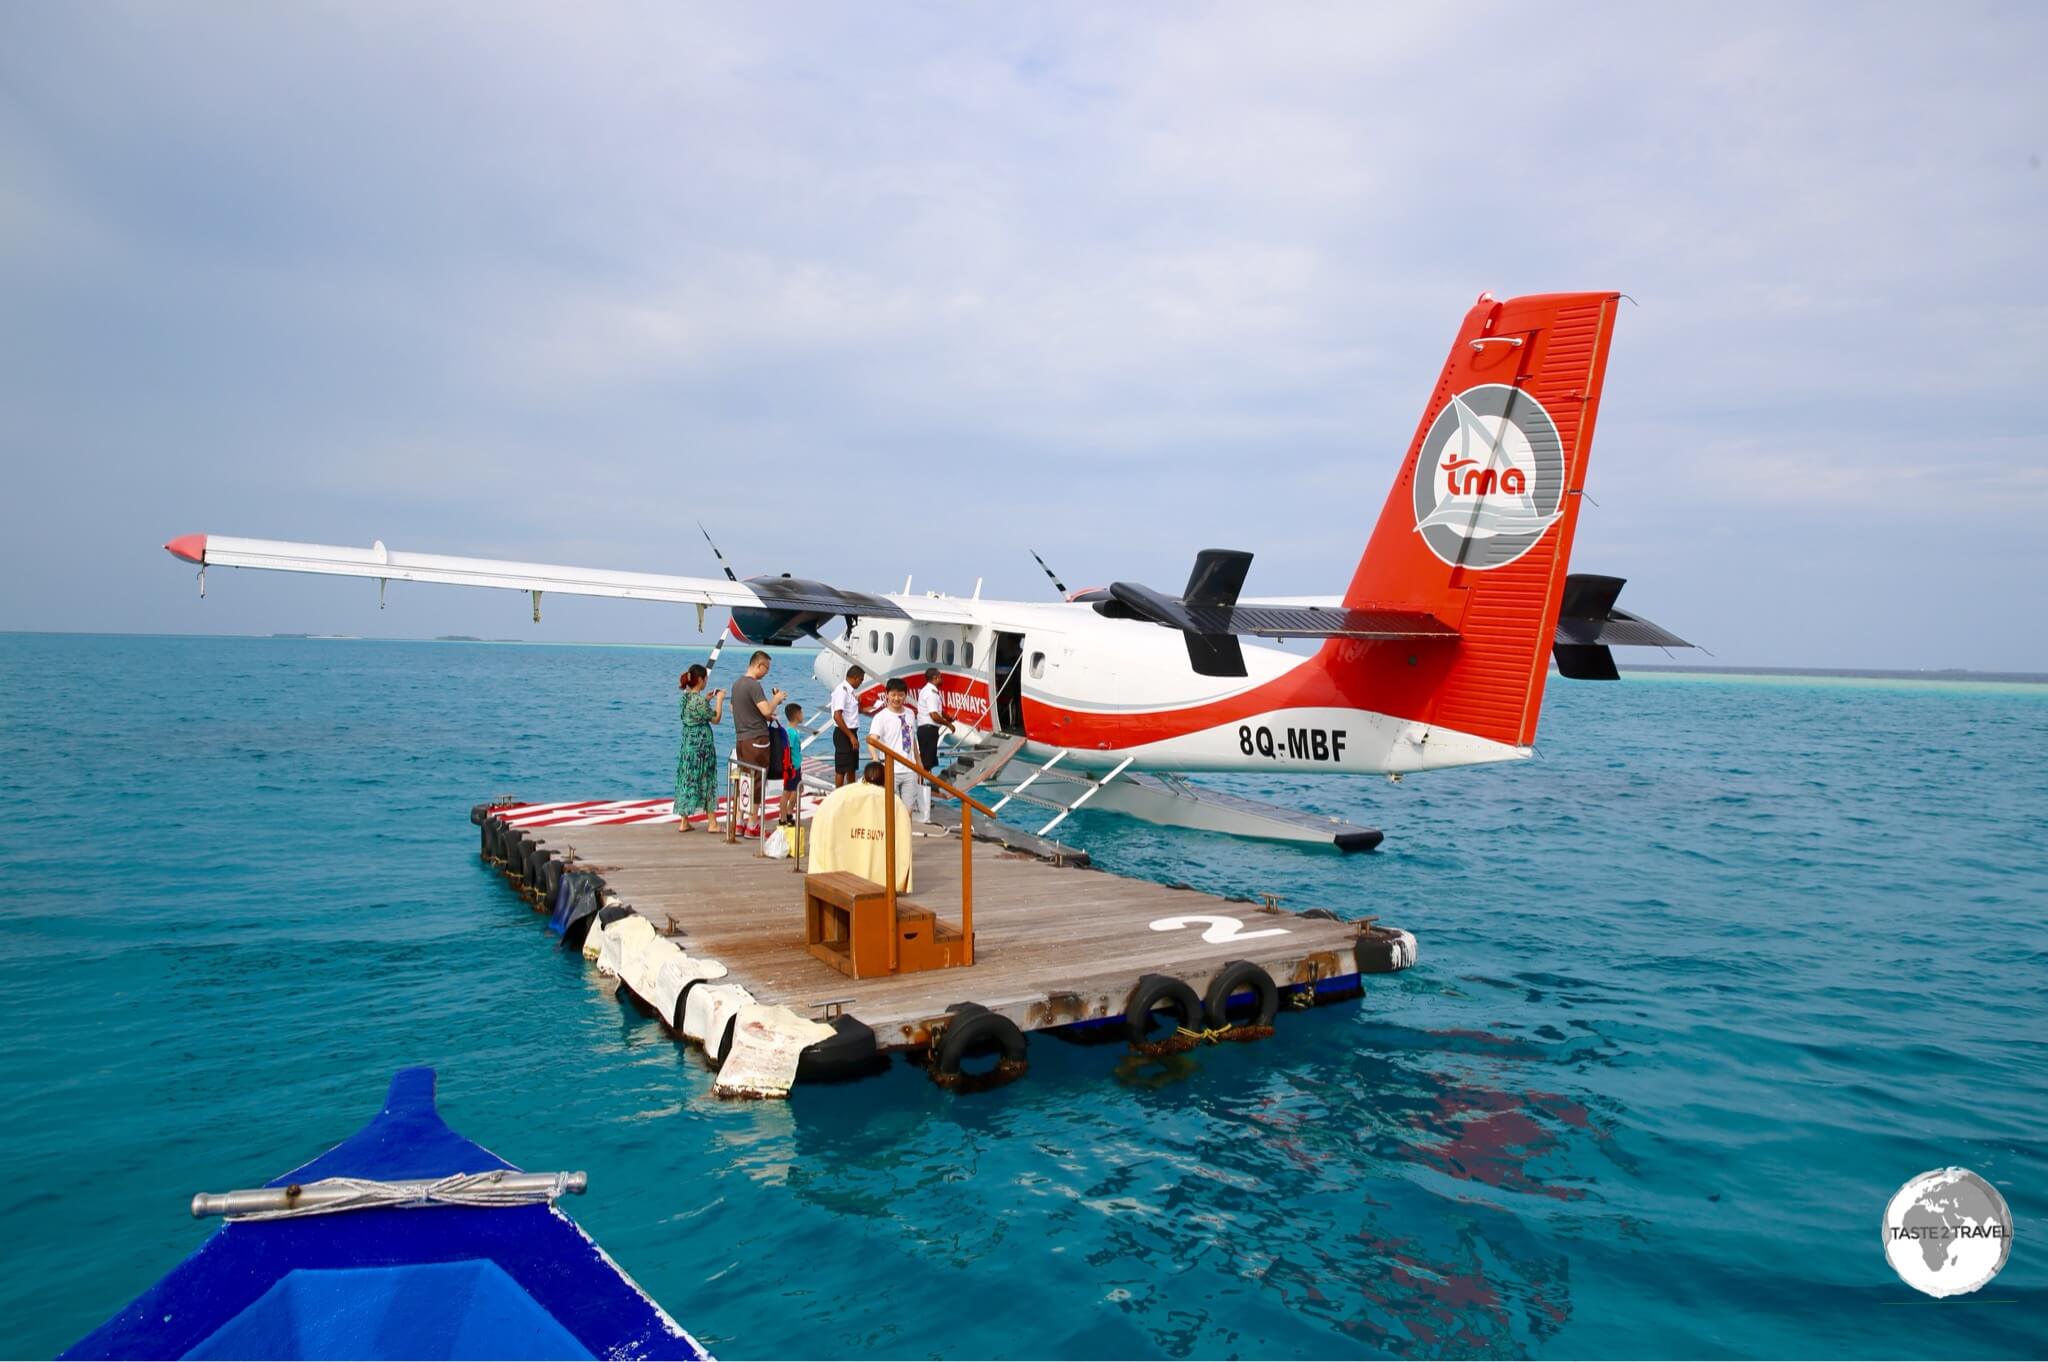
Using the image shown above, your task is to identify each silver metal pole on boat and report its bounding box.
[190,1171,587,1219]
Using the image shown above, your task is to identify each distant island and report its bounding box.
[5,632,2029,678]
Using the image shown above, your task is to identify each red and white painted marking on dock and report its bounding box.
[492,793,820,831]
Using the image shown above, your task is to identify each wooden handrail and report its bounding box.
[866,733,979,967]
[864,735,997,816]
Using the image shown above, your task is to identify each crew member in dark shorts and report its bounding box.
[729,651,786,810]
[915,665,954,777]
[829,665,866,788]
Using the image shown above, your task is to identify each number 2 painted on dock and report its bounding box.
[1148,914,1292,944]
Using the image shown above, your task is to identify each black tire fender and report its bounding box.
[671,977,705,1031]
[1123,973,1202,1047]
[561,906,600,953]
[934,1002,1027,1077]
[470,803,490,826]
[796,1015,884,1083]
[710,1013,739,1065]
[1355,927,1419,974]
[1203,960,1279,1029]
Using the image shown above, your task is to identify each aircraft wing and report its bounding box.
[162,533,917,620]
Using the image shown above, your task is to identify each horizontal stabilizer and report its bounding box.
[1215,603,1459,641]
[1551,573,1691,679]
[1552,612,1692,649]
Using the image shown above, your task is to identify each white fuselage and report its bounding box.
[812,594,1524,777]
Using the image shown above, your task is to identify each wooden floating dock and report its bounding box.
[478,794,1418,1087]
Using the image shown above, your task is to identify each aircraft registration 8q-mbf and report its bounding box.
[163,290,1690,850]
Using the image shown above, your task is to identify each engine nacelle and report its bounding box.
[729,575,850,646]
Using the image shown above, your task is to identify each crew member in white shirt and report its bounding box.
[828,665,867,789]
[915,666,954,783]
[868,676,928,822]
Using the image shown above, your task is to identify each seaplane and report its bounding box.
[162,290,1690,852]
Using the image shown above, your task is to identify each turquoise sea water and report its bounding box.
[2,632,2044,1359]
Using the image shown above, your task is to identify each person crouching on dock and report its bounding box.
[673,664,724,833]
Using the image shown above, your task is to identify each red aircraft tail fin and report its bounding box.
[1318,290,1623,750]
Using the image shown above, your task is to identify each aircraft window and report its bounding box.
[963,641,975,669]
[942,639,955,667]
[1029,651,1046,678]
[910,635,922,661]
[868,630,878,652]
[885,631,895,655]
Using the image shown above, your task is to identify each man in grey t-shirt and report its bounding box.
[729,651,786,812]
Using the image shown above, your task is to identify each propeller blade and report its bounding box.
[698,522,739,583]
[696,521,741,671]
[1030,549,1068,598]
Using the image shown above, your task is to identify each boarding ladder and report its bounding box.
[983,747,1135,839]
[939,733,1028,796]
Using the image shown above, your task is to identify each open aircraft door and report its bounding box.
[991,631,1026,733]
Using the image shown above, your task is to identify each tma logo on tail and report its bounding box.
[1413,385,1566,569]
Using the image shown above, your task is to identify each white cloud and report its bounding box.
[1,1,2044,665]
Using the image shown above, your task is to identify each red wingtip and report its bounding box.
[164,533,208,564]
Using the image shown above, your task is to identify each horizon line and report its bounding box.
[3,628,2044,685]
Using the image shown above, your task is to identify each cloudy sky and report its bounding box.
[2,4,2042,669]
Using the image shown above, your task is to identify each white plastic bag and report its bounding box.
[763,826,788,859]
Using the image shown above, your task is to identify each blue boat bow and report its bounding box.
[64,1068,706,1361]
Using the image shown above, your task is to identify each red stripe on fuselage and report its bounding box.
[1016,651,1347,749]
[856,652,1436,751]
[1017,638,1473,751]
[854,672,994,730]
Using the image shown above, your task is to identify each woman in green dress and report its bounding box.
[674,664,725,832]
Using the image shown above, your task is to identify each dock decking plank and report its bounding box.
[527,819,1371,1047]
